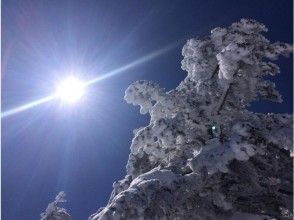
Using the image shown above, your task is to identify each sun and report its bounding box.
[55,76,85,103]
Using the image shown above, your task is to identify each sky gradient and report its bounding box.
[2,0,293,219]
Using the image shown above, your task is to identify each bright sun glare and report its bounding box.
[2,43,176,118]
[55,77,85,103]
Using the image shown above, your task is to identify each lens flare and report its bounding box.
[1,95,56,118]
[55,77,85,103]
[1,41,182,118]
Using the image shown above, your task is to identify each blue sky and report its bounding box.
[2,0,293,219]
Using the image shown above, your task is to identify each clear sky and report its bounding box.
[2,0,293,219]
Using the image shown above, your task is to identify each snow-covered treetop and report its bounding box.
[181,18,292,110]
[40,192,71,220]
[124,18,293,177]
[90,19,293,220]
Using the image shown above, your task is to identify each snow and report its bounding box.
[42,19,293,220]
[88,18,293,220]
[130,169,179,188]
[217,43,252,80]
[40,192,71,220]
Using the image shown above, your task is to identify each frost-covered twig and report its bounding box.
[40,192,71,220]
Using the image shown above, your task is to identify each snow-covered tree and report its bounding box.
[40,192,71,220]
[89,19,293,220]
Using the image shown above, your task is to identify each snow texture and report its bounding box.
[84,19,293,220]
[40,192,71,220]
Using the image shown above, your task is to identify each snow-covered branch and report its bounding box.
[40,192,71,220]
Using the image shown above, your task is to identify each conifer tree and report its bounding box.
[90,19,293,220]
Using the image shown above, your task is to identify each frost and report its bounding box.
[90,19,293,220]
[40,192,71,220]
[231,18,268,34]
[217,42,252,80]
[130,169,180,188]
[124,80,165,114]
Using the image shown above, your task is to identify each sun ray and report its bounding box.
[1,95,56,118]
[1,42,182,118]
[85,42,180,86]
